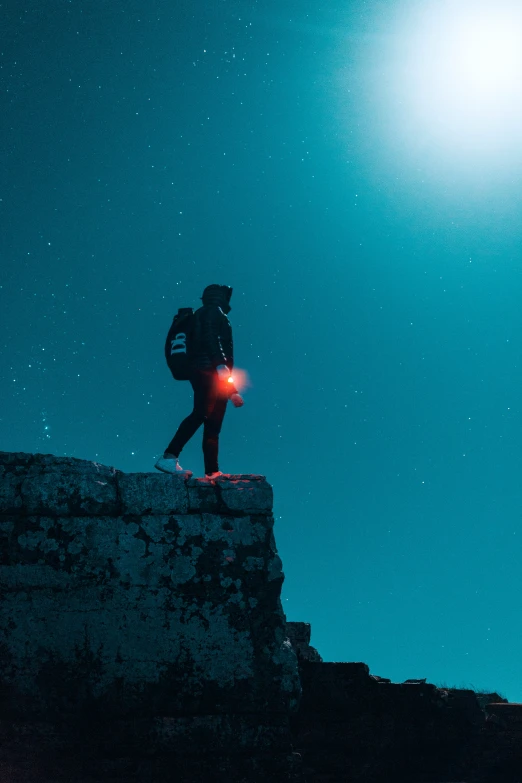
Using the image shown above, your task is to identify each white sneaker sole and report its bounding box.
[155,460,192,476]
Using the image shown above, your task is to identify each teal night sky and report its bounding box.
[2,1,522,700]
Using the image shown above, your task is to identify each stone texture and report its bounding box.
[289,658,521,783]
[286,621,323,662]
[0,451,120,517]
[116,471,189,515]
[2,450,521,783]
[0,451,300,782]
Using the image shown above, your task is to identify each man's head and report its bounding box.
[201,284,233,314]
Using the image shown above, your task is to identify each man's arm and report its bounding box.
[202,306,231,369]
[221,316,233,370]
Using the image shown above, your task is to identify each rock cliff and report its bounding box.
[0,451,301,781]
[1,451,521,783]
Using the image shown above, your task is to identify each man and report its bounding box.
[155,284,244,479]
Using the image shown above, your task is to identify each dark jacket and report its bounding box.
[189,304,234,372]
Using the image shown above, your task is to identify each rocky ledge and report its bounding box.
[1,451,520,782]
[0,451,300,782]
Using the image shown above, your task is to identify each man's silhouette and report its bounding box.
[155,284,243,479]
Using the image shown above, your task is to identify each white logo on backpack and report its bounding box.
[170,332,187,355]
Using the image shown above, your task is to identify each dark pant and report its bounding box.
[166,369,228,474]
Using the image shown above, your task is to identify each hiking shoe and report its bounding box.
[155,455,192,477]
[204,471,226,480]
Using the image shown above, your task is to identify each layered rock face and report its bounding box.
[0,451,301,782]
[2,451,521,783]
[289,655,522,783]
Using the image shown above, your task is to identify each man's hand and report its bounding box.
[230,393,244,408]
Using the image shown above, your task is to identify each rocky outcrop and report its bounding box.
[288,639,520,782]
[0,451,301,782]
[285,622,323,663]
[1,450,521,782]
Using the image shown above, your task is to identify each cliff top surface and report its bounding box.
[0,450,272,517]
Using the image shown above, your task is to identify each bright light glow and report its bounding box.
[388,0,522,156]
[450,14,522,93]
[226,367,250,393]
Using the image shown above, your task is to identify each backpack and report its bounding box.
[165,307,195,380]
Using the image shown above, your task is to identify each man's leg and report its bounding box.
[165,371,214,457]
[202,390,228,475]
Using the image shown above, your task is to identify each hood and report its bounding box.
[201,284,233,314]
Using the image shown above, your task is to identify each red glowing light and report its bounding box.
[227,367,251,393]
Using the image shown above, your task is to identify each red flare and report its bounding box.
[228,367,251,393]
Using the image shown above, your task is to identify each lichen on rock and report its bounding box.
[0,451,300,781]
